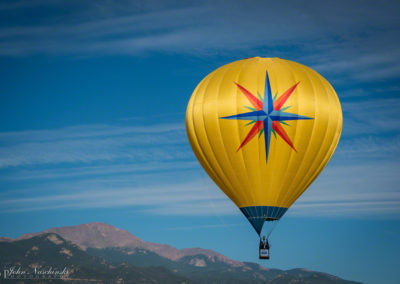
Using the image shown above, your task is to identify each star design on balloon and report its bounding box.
[221,71,313,163]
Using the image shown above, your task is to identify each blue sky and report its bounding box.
[0,1,399,283]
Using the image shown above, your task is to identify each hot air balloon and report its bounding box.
[185,57,342,259]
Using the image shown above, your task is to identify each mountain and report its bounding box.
[15,222,242,266]
[0,222,361,284]
[0,233,192,284]
[87,247,359,284]
[0,237,12,242]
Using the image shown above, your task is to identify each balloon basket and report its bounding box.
[259,248,270,260]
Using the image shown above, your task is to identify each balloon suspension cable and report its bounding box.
[268,220,278,239]
[264,219,279,240]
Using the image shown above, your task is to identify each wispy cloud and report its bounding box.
[0,0,56,11]
[0,122,189,168]
[340,98,400,137]
[0,116,399,218]
[0,4,212,55]
[290,162,400,218]
[0,123,184,144]
[0,179,229,214]
[1,0,399,84]
[309,48,400,83]
[0,161,198,181]
[1,157,399,218]
[329,97,400,162]
[336,135,400,159]
[289,201,400,218]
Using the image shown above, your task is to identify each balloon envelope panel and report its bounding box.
[186,57,342,234]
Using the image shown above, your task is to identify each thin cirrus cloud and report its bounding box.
[336,135,400,159]
[290,161,400,218]
[0,161,199,182]
[340,98,400,137]
[1,161,399,218]
[1,0,399,83]
[309,49,400,83]
[0,119,399,217]
[0,123,184,144]
[0,122,189,168]
[1,104,397,170]
[0,180,230,213]
[0,148,398,218]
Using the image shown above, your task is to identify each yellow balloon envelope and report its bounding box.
[186,57,342,235]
